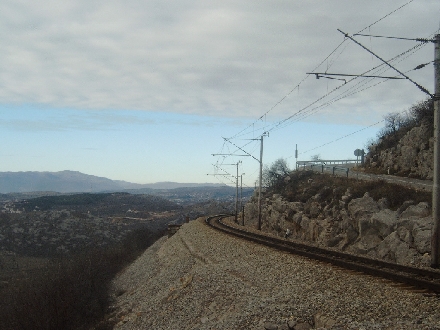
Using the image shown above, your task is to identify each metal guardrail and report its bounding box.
[296,159,358,166]
[309,163,349,177]
[296,159,362,178]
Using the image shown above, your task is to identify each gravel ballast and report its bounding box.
[110,218,440,329]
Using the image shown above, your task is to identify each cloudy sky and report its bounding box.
[1,0,439,187]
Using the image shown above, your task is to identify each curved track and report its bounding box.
[206,215,440,294]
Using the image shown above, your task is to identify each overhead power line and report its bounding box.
[338,29,433,97]
[226,0,420,142]
[356,0,415,34]
[308,72,406,80]
[268,39,429,133]
[213,0,425,188]
[294,120,384,157]
[353,33,434,43]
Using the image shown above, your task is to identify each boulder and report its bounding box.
[411,216,432,254]
[365,209,398,239]
[314,312,336,329]
[348,193,380,219]
[397,200,416,216]
[308,201,321,218]
[349,234,383,254]
[375,229,417,264]
[399,202,430,219]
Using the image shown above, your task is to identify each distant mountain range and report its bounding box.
[0,171,226,193]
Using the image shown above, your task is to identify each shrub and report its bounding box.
[273,171,430,211]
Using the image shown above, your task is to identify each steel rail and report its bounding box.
[206,215,440,293]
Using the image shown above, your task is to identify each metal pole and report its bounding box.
[295,144,298,170]
[258,134,264,230]
[235,162,239,222]
[242,205,245,226]
[239,174,243,214]
[431,34,440,268]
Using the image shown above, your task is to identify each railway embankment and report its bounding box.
[108,217,440,329]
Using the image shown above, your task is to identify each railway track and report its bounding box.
[206,214,440,294]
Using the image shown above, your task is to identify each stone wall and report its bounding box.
[366,124,433,179]
[244,190,432,267]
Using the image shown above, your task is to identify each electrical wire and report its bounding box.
[267,40,429,133]
[293,120,384,158]
[226,0,418,143]
[212,0,426,183]
[356,0,415,35]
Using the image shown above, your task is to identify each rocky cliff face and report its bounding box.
[366,124,433,179]
[244,186,432,267]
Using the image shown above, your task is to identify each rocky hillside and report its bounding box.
[364,98,434,179]
[243,171,432,267]
[366,123,434,179]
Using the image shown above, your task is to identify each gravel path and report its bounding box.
[109,218,440,329]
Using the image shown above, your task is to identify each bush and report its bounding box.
[371,98,434,153]
[0,228,165,330]
[273,171,430,211]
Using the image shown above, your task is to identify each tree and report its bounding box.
[310,154,321,162]
[263,158,290,187]
[409,98,434,128]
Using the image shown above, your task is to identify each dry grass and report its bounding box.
[272,170,431,210]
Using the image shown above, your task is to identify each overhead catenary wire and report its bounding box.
[213,0,427,185]
[226,0,421,143]
[266,40,430,133]
[226,38,349,141]
[224,35,431,166]
[356,0,415,35]
[353,33,433,43]
[293,120,385,158]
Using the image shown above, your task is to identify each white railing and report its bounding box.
[296,159,358,166]
[296,159,360,178]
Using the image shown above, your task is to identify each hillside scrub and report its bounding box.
[364,98,434,178]
[373,98,433,150]
[269,170,430,210]
[0,228,165,330]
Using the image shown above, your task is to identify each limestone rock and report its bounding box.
[348,194,380,219]
[263,322,278,330]
[399,202,430,219]
[314,312,336,329]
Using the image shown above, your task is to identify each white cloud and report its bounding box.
[1,0,439,123]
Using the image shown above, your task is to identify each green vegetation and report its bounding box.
[0,228,165,330]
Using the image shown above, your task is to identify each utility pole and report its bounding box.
[258,133,268,230]
[309,30,439,265]
[218,133,267,229]
[431,34,440,268]
[208,160,241,221]
[239,173,245,217]
[235,161,241,222]
[295,144,298,170]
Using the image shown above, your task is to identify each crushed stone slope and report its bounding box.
[109,218,440,329]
